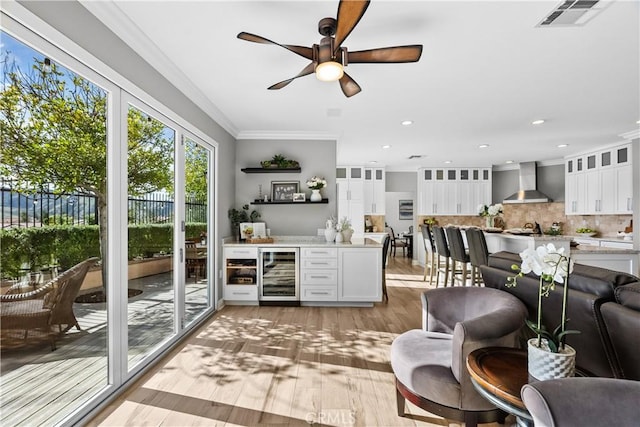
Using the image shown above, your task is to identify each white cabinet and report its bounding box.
[418,167,491,215]
[223,247,258,304]
[565,143,633,215]
[337,166,364,234]
[300,247,338,302]
[364,167,385,214]
[337,248,382,302]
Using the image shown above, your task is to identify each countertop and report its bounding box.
[222,235,382,248]
[571,245,639,254]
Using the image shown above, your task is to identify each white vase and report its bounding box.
[324,228,337,242]
[527,338,576,381]
[310,189,322,202]
[335,231,344,243]
[485,216,493,228]
[342,228,354,243]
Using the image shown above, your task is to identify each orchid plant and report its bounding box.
[478,203,503,217]
[507,243,580,353]
[306,176,327,190]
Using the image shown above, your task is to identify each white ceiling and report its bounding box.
[83,0,640,171]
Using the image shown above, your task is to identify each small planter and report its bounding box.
[527,338,576,381]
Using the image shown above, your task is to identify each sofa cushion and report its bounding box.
[615,282,640,310]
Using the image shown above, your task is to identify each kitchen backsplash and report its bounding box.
[417,202,632,238]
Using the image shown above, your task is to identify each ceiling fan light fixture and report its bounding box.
[316,61,344,82]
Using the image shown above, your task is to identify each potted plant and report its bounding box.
[338,216,353,243]
[306,176,327,202]
[507,243,580,380]
[260,154,299,169]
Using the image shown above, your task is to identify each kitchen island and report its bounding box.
[483,232,639,276]
[223,236,383,306]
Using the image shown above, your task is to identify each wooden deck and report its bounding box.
[88,257,514,427]
[0,274,209,427]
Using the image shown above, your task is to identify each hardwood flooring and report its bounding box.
[88,256,510,427]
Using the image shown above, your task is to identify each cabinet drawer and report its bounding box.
[600,240,634,249]
[224,247,258,258]
[301,258,338,269]
[224,285,258,301]
[300,269,338,285]
[300,286,337,301]
[301,247,338,258]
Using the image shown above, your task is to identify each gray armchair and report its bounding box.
[391,287,527,426]
[521,377,640,427]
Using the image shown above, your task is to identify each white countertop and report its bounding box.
[223,235,382,248]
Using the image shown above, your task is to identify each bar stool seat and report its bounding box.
[445,226,471,286]
[465,227,489,286]
[421,225,437,286]
[431,226,452,287]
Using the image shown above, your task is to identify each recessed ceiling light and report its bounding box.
[382,145,391,149]
[505,160,514,164]
[368,160,378,164]
[478,144,490,149]
[557,144,569,148]
[532,119,545,125]
[401,120,413,126]
[636,119,640,124]
[444,160,452,164]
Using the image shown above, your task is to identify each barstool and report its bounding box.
[381,234,391,302]
[421,225,437,285]
[445,226,471,286]
[465,227,489,286]
[431,226,451,287]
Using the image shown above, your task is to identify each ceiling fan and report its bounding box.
[237,0,423,97]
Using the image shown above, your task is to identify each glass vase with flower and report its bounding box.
[478,203,503,228]
[507,243,580,380]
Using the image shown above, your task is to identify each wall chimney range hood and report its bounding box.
[503,161,551,204]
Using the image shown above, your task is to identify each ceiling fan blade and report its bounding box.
[348,45,423,63]
[237,32,313,60]
[339,72,362,97]
[268,62,317,90]
[334,0,370,52]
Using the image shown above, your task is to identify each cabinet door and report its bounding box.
[373,168,385,214]
[337,248,381,302]
[363,168,374,214]
[584,170,600,213]
[565,172,586,215]
[418,169,435,215]
[599,168,616,214]
[616,165,633,213]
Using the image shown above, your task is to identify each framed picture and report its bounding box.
[292,192,306,202]
[399,199,414,220]
[271,181,299,201]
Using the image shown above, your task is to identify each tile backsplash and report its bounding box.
[417,202,632,238]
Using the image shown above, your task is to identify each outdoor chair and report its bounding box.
[185,242,207,282]
[1,257,98,350]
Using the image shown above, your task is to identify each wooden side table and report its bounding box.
[466,347,533,427]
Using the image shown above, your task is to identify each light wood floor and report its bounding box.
[88,256,509,427]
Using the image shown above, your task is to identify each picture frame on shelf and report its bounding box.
[271,181,299,202]
[292,193,306,202]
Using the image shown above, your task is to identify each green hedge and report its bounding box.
[0,222,207,279]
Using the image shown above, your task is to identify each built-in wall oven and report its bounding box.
[259,247,299,304]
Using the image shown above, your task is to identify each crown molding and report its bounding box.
[619,128,640,141]
[80,0,238,138]
[236,130,338,141]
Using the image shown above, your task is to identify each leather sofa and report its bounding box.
[480,251,640,379]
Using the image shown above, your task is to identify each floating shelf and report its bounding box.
[241,167,301,173]
[251,199,329,205]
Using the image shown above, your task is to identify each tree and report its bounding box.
[1,51,173,287]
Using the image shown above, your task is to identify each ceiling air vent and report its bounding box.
[537,0,607,27]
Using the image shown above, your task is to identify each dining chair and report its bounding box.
[445,226,471,286]
[421,225,436,285]
[431,226,452,287]
[386,226,408,257]
[465,227,489,286]
[381,235,391,302]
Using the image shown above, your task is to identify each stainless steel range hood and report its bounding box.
[503,161,551,204]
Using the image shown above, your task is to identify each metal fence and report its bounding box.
[1,179,206,228]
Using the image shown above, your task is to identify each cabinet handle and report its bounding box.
[310,275,329,279]
[628,198,632,211]
[310,291,329,295]
[309,251,330,255]
[309,262,329,266]
[233,292,250,295]
[373,203,376,213]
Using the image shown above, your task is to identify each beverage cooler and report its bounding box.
[259,247,299,304]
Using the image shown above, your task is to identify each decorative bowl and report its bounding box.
[576,232,597,237]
